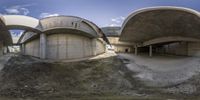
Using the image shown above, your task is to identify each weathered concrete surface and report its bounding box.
[155,42,200,56]
[24,38,40,57]
[39,33,46,59]
[1,15,41,31]
[188,42,200,56]
[118,53,200,87]
[120,7,200,45]
[24,33,106,60]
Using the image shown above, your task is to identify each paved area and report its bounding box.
[118,53,200,87]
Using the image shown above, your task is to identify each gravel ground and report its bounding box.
[118,53,200,96]
[0,53,200,99]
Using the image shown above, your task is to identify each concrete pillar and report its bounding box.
[20,44,25,54]
[3,46,7,54]
[92,39,97,56]
[21,43,26,54]
[0,42,3,56]
[149,45,152,57]
[134,46,138,55]
[40,33,47,59]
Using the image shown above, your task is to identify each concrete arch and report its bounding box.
[120,6,200,43]
[40,16,103,38]
[1,15,41,32]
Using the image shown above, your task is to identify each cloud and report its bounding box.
[108,16,125,27]
[5,4,35,15]
[9,30,24,37]
[39,13,60,18]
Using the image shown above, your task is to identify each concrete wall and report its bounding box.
[155,42,188,56]
[188,42,200,57]
[107,37,133,45]
[154,42,200,57]
[107,37,133,53]
[24,38,40,57]
[113,45,133,53]
[95,39,106,55]
[23,33,106,60]
[46,33,105,60]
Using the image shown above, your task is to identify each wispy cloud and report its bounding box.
[107,16,125,27]
[5,4,35,15]
[39,13,60,18]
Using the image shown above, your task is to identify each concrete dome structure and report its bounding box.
[120,6,200,56]
[17,16,108,60]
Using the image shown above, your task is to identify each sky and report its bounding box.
[0,0,200,38]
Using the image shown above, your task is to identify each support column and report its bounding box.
[20,44,25,54]
[134,45,138,55]
[92,39,97,56]
[0,42,3,56]
[149,45,152,57]
[40,33,47,59]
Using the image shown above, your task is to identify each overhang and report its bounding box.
[40,16,101,37]
[120,6,200,46]
[39,16,109,44]
[1,15,42,32]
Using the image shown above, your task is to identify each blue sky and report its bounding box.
[1,0,200,27]
[0,0,200,39]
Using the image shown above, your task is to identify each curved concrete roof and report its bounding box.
[17,15,109,44]
[40,16,103,38]
[120,6,200,46]
[1,15,41,32]
[101,27,121,37]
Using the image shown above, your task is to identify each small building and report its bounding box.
[101,27,133,53]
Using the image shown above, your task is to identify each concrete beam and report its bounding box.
[40,33,47,59]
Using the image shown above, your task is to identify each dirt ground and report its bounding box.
[0,53,199,100]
